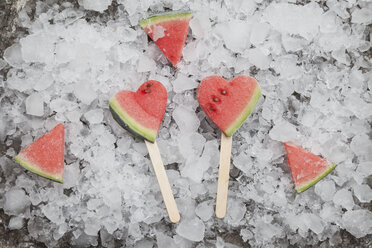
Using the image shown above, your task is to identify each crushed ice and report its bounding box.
[0,0,371,247]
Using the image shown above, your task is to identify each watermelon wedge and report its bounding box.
[109,80,167,143]
[14,124,65,183]
[197,76,261,136]
[284,142,336,193]
[139,11,192,67]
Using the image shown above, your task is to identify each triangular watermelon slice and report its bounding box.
[284,142,336,193]
[14,124,65,183]
[139,11,192,67]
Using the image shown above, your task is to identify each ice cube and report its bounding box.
[190,12,211,39]
[333,189,354,211]
[34,72,54,91]
[263,2,323,40]
[353,184,372,203]
[151,25,165,41]
[181,156,208,183]
[74,81,97,105]
[156,232,176,248]
[320,11,338,34]
[3,43,23,68]
[281,35,309,52]
[84,109,104,124]
[137,55,156,72]
[173,106,200,133]
[240,228,253,242]
[319,203,341,223]
[25,92,44,117]
[253,220,283,241]
[20,33,55,64]
[81,0,112,12]
[342,210,372,238]
[178,132,206,159]
[215,20,251,53]
[269,120,300,143]
[176,218,205,242]
[116,45,139,63]
[350,134,372,162]
[63,162,80,189]
[84,218,101,236]
[0,59,7,70]
[3,188,31,215]
[273,55,302,80]
[250,22,270,46]
[100,228,114,247]
[344,93,372,119]
[195,201,213,221]
[246,48,271,70]
[226,199,246,225]
[302,213,325,234]
[351,8,372,24]
[355,161,372,180]
[314,180,336,202]
[8,216,24,230]
[172,73,198,93]
[117,0,137,16]
[55,42,77,64]
[42,203,64,224]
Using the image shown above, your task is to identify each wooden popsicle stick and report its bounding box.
[215,132,233,219]
[145,140,180,223]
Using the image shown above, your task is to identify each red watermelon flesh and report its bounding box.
[284,142,336,193]
[109,80,167,143]
[197,76,261,136]
[14,123,65,183]
[139,12,192,67]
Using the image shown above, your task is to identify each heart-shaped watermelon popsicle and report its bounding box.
[197,76,261,218]
[109,81,180,223]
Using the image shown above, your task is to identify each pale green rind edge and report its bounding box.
[295,163,336,193]
[139,12,192,27]
[14,156,63,183]
[224,84,261,136]
[109,97,157,142]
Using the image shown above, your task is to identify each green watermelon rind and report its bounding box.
[295,163,336,193]
[14,155,63,183]
[224,84,261,137]
[139,11,192,27]
[109,97,157,142]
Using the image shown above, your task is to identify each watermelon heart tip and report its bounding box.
[224,84,261,136]
[109,101,157,143]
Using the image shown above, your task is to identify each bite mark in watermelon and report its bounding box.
[109,80,167,143]
[197,76,261,136]
[284,142,336,193]
[14,123,65,183]
[139,12,192,67]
